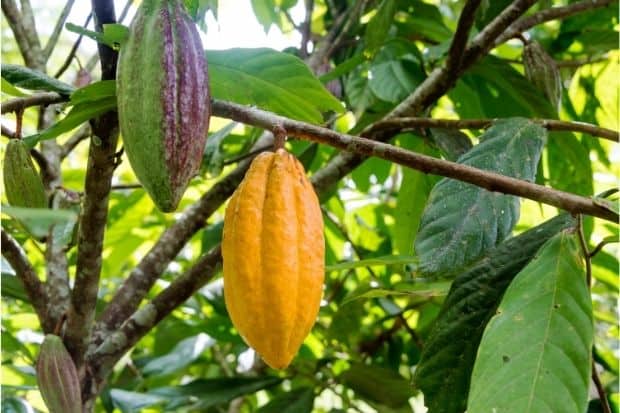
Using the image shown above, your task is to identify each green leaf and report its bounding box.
[414,213,576,413]
[393,136,438,254]
[414,118,547,277]
[23,96,117,146]
[142,333,214,377]
[207,48,343,123]
[340,363,414,408]
[365,0,397,55]
[1,206,77,239]
[70,80,116,106]
[257,387,315,413]
[1,64,74,96]
[342,280,450,305]
[109,389,166,413]
[1,78,28,97]
[1,274,29,302]
[468,231,593,413]
[475,0,513,29]
[1,397,34,413]
[151,376,282,409]
[65,22,129,49]
[251,0,279,32]
[326,255,417,272]
[428,128,473,162]
[202,122,238,177]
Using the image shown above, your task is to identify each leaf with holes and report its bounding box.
[467,231,592,413]
[414,118,546,277]
[414,213,575,413]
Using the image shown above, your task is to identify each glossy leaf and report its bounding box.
[468,231,593,413]
[414,118,547,277]
[207,48,343,123]
[1,64,74,95]
[142,333,215,377]
[414,213,575,413]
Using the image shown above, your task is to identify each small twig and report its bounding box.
[1,230,51,332]
[44,0,76,60]
[592,360,613,413]
[1,92,66,114]
[589,237,618,258]
[446,0,483,72]
[497,0,615,45]
[1,124,17,139]
[14,108,24,138]
[576,214,592,287]
[110,183,142,190]
[54,12,93,79]
[372,117,620,142]
[299,0,314,58]
[273,124,287,150]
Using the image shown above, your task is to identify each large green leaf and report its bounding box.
[414,213,575,413]
[207,48,343,123]
[414,118,547,277]
[1,64,75,96]
[257,387,315,413]
[365,0,397,55]
[393,136,438,254]
[468,231,593,413]
[340,363,414,408]
[109,389,166,413]
[142,333,214,377]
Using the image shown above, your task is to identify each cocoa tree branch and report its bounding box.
[212,100,618,223]
[43,0,76,60]
[64,0,119,366]
[89,245,223,375]
[54,12,93,79]
[1,229,52,332]
[1,0,44,69]
[1,92,66,115]
[373,117,620,142]
[497,0,615,45]
[445,0,483,72]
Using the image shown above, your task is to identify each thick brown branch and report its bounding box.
[89,246,222,375]
[64,0,119,367]
[43,0,76,60]
[446,0,482,72]
[497,0,615,45]
[1,92,65,114]
[1,230,51,331]
[1,0,43,68]
[373,117,620,142]
[212,100,618,223]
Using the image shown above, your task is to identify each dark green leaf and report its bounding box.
[468,231,592,413]
[207,48,342,123]
[365,0,397,55]
[1,274,29,302]
[257,387,315,413]
[414,213,575,413]
[1,64,74,95]
[109,389,166,413]
[415,118,547,277]
[429,128,473,161]
[23,97,117,146]
[201,222,224,254]
[340,363,414,408]
[142,333,214,377]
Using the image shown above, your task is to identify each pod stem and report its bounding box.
[273,123,287,151]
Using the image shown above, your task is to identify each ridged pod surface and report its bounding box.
[222,149,325,369]
[117,0,210,212]
[3,139,47,208]
[36,335,82,413]
[523,40,561,111]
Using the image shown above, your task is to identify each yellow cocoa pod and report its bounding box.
[222,148,324,369]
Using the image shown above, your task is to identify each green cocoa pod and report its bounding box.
[523,40,562,111]
[36,335,82,413]
[117,0,211,212]
[3,139,47,208]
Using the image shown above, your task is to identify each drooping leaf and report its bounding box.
[1,274,29,302]
[1,64,75,96]
[414,118,547,277]
[257,387,315,413]
[65,22,129,49]
[142,333,215,377]
[414,213,575,413]
[207,48,343,123]
[1,78,28,97]
[467,231,593,413]
[22,97,117,146]
[109,389,166,413]
[365,0,397,55]
[393,136,439,254]
[340,363,414,408]
[150,376,282,410]
[69,80,116,106]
